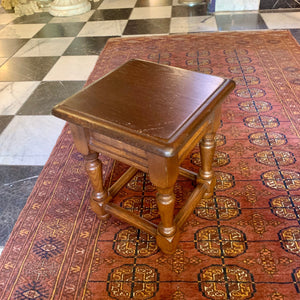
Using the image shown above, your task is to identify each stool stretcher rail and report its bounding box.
[105,203,158,237]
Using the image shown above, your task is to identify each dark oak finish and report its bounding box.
[52,59,235,254]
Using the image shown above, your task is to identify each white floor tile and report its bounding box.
[214,11,258,15]
[215,0,259,12]
[99,0,137,9]
[0,247,3,256]
[0,24,45,38]
[78,20,127,36]
[43,55,98,81]
[0,116,65,165]
[49,10,95,23]
[170,16,218,33]
[0,13,18,25]
[130,7,172,19]
[14,38,74,57]
[0,81,40,115]
[261,12,300,29]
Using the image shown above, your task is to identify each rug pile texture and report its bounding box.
[1,31,300,299]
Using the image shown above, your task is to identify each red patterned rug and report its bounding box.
[1,31,300,300]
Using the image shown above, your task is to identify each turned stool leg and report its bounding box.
[156,187,177,238]
[197,133,216,199]
[84,152,110,220]
[148,155,180,254]
[155,185,181,254]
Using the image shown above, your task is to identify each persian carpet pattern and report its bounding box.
[1,31,300,299]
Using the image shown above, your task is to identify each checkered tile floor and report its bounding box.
[1,0,300,254]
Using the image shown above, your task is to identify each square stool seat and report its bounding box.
[52,59,235,254]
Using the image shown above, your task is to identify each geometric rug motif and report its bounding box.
[1,30,300,299]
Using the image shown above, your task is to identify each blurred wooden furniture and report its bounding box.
[52,59,235,254]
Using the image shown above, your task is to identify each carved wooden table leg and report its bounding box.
[148,155,181,254]
[84,152,110,220]
[197,132,217,200]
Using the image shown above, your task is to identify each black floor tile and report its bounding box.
[17,81,85,115]
[135,0,172,7]
[0,165,43,185]
[290,29,300,44]
[216,13,268,31]
[90,0,103,9]
[0,39,29,57]
[0,116,13,134]
[12,12,53,24]
[123,18,170,35]
[89,8,132,21]
[172,5,208,17]
[33,22,85,38]
[63,36,113,55]
[260,0,300,9]
[0,165,43,245]
[0,56,59,81]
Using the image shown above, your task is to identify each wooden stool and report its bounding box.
[52,59,235,254]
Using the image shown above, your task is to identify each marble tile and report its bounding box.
[100,0,137,9]
[14,38,74,57]
[0,181,31,245]
[63,36,113,55]
[0,56,59,81]
[123,18,170,35]
[261,12,300,29]
[90,8,132,20]
[49,10,94,23]
[17,81,85,115]
[0,58,7,66]
[259,0,275,9]
[12,12,54,24]
[43,55,98,81]
[0,165,43,185]
[260,0,300,9]
[90,0,103,9]
[0,81,40,115]
[290,29,300,44]
[173,0,211,7]
[214,11,260,15]
[0,39,29,57]
[172,5,208,17]
[170,15,217,33]
[130,7,172,19]
[0,116,13,134]
[135,0,172,7]
[0,165,43,245]
[215,0,260,12]
[33,22,85,38]
[0,13,18,25]
[0,116,65,165]
[121,33,167,38]
[216,13,268,31]
[78,20,127,36]
[0,24,45,38]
